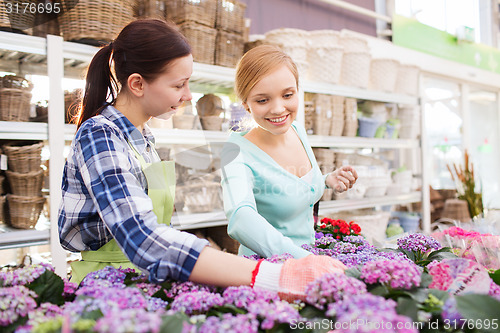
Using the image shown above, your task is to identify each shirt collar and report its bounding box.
[101,105,155,154]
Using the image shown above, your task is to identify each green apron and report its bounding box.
[70,143,176,284]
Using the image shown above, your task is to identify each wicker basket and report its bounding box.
[215,0,246,34]
[200,116,223,131]
[178,22,217,64]
[336,210,390,245]
[441,199,471,223]
[0,89,32,122]
[0,75,33,90]
[339,33,369,52]
[166,0,217,27]
[0,175,4,195]
[395,64,420,96]
[172,114,196,129]
[5,194,45,229]
[181,182,222,213]
[312,148,334,165]
[340,51,371,89]
[309,30,340,46]
[0,0,36,33]
[32,12,60,37]
[0,195,5,223]
[59,0,134,44]
[6,169,44,196]
[215,30,244,67]
[3,142,43,173]
[307,46,344,84]
[133,0,168,19]
[265,28,309,47]
[369,58,400,93]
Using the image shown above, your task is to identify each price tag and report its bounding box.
[0,154,7,171]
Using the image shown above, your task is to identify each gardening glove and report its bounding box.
[252,255,347,302]
[326,165,358,193]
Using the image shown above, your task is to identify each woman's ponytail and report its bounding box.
[76,43,117,128]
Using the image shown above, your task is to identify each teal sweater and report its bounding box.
[221,122,326,258]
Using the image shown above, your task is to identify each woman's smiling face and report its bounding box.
[243,64,299,136]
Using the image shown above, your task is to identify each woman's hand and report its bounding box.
[326,165,358,193]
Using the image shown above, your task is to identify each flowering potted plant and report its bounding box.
[315,217,361,242]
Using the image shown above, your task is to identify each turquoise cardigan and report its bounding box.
[221,122,327,258]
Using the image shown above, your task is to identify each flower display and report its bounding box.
[1,231,500,333]
[360,259,422,290]
[304,272,367,309]
[315,217,361,241]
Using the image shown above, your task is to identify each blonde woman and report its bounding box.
[222,45,358,258]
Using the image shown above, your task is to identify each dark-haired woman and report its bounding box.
[58,19,345,300]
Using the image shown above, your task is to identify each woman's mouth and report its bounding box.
[266,114,289,125]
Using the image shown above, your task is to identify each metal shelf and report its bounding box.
[171,211,228,230]
[308,135,419,149]
[0,229,50,250]
[318,191,421,215]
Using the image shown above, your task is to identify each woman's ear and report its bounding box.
[127,73,144,97]
[242,102,250,113]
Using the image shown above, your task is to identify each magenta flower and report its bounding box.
[0,264,49,286]
[489,281,500,301]
[94,308,162,333]
[164,281,215,298]
[397,233,441,253]
[304,272,367,309]
[80,266,131,286]
[326,293,397,317]
[0,286,38,326]
[197,313,259,333]
[360,259,422,289]
[76,286,148,310]
[247,299,302,329]
[222,286,279,309]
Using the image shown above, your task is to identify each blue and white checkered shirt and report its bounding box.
[58,105,208,283]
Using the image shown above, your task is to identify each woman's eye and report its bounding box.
[256,98,267,104]
[176,84,185,89]
[284,93,294,99]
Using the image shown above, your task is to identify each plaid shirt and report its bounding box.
[58,105,208,283]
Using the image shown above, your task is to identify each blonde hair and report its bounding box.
[235,44,299,103]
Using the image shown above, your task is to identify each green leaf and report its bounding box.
[151,288,171,303]
[160,313,191,333]
[396,297,419,321]
[344,267,362,279]
[400,249,417,262]
[489,269,500,286]
[26,269,65,306]
[367,284,390,297]
[420,272,434,288]
[456,294,500,332]
[408,288,430,303]
[207,304,247,316]
[299,305,326,319]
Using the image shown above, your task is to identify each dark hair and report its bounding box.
[76,19,191,128]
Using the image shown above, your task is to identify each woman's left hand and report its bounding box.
[326,165,358,193]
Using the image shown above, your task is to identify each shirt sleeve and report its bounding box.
[221,142,311,259]
[74,124,208,283]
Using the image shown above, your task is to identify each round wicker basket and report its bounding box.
[369,58,400,93]
[340,52,371,89]
[6,194,45,229]
[200,116,223,131]
[3,142,43,173]
[6,169,44,196]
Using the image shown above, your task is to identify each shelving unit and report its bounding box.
[0,31,429,275]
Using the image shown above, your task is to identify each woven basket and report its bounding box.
[181,182,222,213]
[59,0,134,44]
[0,75,33,89]
[200,116,223,131]
[0,195,5,223]
[280,45,308,64]
[441,199,471,222]
[309,30,340,46]
[312,148,334,165]
[179,22,217,64]
[395,64,420,96]
[0,0,36,33]
[6,169,44,196]
[166,0,217,27]
[5,194,45,229]
[330,115,344,136]
[3,142,43,173]
[32,12,60,37]
[133,0,167,19]
[172,114,196,129]
[215,30,244,67]
[340,52,371,89]
[369,58,400,93]
[0,175,4,195]
[215,0,246,34]
[265,28,309,47]
[339,33,369,52]
[336,210,390,245]
[307,46,344,84]
[0,89,32,122]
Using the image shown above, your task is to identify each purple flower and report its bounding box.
[326,293,397,317]
[0,286,38,326]
[170,291,224,315]
[15,302,63,332]
[222,286,279,309]
[76,286,148,310]
[441,297,463,321]
[0,264,50,286]
[198,313,259,333]
[315,235,336,248]
[489,281,500,301]
[94,308,162,333]
[63,297,120,317]
[80,266,130,286]
[304,272,367,309]
[315,231,325,239]
[164,281,215,298]
[63,280,78,298]
[360,260,422,289]
[334,308,417,332]
[264,253,294,264]
[247,299,302,330]
[146,296,168,312]
[397,233,441,253]
[135,282,162,297]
